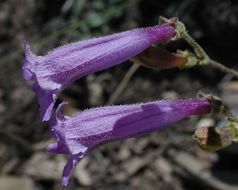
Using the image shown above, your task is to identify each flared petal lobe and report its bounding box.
[47,98,212,186]
[23,24,176,121]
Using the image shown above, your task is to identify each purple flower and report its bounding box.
[47,98,212,186]
[23,24,175,121]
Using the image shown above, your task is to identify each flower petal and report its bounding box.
[23,24,175,121]
[61,153,86,187]
[47,98,212,186]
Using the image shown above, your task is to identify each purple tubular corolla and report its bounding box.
[47,98,212,186]
[23,24,176,121]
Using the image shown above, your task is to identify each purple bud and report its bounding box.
[47,98,212,186]
[23,24,175,121]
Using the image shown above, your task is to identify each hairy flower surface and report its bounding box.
[47,98,212,186]
[23,24,175,121]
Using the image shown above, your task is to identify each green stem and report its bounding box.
[208,59,238,79]
[175,20,209,65]
[180,32,209,63]
[172,18,238,79]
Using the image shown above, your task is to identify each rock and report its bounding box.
[22,152,66,180]
[113,157,145,182]
[220,81,238,113]
[123,157,145,176]
[117,147,131,161]
[154,157,172,174]
[133,138,149,154]
[113,171,127,182]
[221,81,238,92]
[74,158,92,186]
[153,157,172,182]
[0,176,37,190]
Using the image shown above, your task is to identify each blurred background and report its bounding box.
[0,0,238,189]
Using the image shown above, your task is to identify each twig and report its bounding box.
[208,59,238,79]
[106,64,140,105]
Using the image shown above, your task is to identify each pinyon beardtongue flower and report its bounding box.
[23,24,176,121]
[47,98,212,186]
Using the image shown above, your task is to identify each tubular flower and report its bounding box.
[23,24,175,121]
[47,98,212,186]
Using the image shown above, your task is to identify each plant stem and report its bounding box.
[175,19,238,79]
[180,32,209,64]
[106,64,140,105]
[208,59,238,79]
